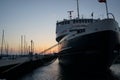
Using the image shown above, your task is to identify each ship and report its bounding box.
[56,0,120,71]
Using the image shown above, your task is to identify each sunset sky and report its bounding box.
[0,0,120,54]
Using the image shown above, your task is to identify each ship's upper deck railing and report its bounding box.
[56,18,100,26]
[108,13,115,20]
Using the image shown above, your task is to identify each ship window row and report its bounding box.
[57,21,70,25]
[57,19,94,25]
[73,19,93,23]
[69,28,85,33]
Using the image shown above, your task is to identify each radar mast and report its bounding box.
[77,0,80,18]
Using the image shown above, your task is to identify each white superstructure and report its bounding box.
[56,18,119,42]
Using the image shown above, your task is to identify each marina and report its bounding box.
[0,0,120,80]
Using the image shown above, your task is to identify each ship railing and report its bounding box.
[108,13,115,20]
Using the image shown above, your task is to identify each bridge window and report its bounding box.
[69,29,85,33]
[57,21,70,26]
[77,29,85,33]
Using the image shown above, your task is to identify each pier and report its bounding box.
[0,42,58,79]
[0,54,57,79]
[0,0,120,80]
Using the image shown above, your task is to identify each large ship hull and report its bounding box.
[58,30,120,71]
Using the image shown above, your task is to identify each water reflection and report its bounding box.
[9,59,120,80]
[58,65,118,80]
[19,59,60,80]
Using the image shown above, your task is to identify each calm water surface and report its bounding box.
[18,59,120,80]
[19,59,60,80]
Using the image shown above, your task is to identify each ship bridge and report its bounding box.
[56,18,100,42]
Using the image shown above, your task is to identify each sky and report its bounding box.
[0,0,120,54]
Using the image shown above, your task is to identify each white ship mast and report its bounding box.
[77,0,80,18]
[67,0,80,19]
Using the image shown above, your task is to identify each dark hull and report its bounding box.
[58,30,120,71]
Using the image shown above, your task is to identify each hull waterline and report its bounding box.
[58,30,120,71]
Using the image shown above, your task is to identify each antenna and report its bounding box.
[98,0,109,18]
[67,11,74,19]
[105,0,109,18]
[77,0,80,18]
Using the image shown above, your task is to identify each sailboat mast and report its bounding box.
[31,40,34,53]
[1,30,4,56]
[77,0,80,18]
[21,35,23,55]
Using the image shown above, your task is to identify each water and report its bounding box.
[4,59,120,80]
[0,59,120,80]
[110,64,120,80]
[19,60,59,80]
[19,59,60,80]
